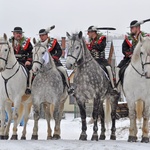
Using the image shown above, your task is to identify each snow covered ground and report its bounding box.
[0,113,150,150]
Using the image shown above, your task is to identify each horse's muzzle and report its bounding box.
[145,72,150,79]
[0,67,5,72]
[66,63,74,70]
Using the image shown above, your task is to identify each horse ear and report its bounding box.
[78,31,82,39]
[66,32,71,39]
[33,38,37,44]
[3,33,7,41]
[139,33,144,43]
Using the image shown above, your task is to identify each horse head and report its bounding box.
[0,34,12,72]
[66,31,83,69]
[32,41,52,74]
[138,35,150,78]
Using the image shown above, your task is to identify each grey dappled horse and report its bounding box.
[66,31,120,141]
[31,42,68,140]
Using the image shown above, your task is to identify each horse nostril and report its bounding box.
[0,67,4,72]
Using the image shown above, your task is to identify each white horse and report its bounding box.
[123,34,150,143]
[31,42,68,140]
[0,34,32,140]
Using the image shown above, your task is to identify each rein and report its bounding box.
[131,49,150,78]
[0,41,21,99]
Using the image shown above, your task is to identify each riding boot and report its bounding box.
[106,66,117,91]
[115,67,124,101]
[57,66,74,95]
[115,67,120,88]
[25,70,33,95]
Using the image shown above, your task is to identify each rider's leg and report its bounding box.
[106,66,115,89]
[115,67,120,86]
[25,65,32,95]
[57,66,74,94]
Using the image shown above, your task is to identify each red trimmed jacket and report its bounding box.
[87,35,106,59]
[9,37,33,65]
[47,38,62,62]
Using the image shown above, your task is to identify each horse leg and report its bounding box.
[4,102,12,140]
[11,99,22,140]
[141,104,149,143]
[77,100,87,141]
[21,101,32,140]
[110,93,119,140]
[91,97,99,141]
[53,101,65,140]
[31,103,40,140]
[44,103,52,140]
[99,101,106,140]
[128,102,137,142]
[0,102,6,139]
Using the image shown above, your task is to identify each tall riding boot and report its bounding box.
[25,70,33,95]
[57,66,74,95]
[115,67,120,90]
[115,67,124,101]
[106,66,116,89]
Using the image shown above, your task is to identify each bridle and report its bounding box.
[32,44,47,67]
[131,47,150,78]
[0,41,20,99]
[67,39,92,66]
[0,42,11,66]
[32,44,51,73]
[67,40,82,62]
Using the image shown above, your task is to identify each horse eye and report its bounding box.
[5,49,7,52]
[42,52,45,55]
[76,46,79,49]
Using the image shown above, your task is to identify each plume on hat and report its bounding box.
[45,25,55,33]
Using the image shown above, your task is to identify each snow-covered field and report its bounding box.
[0,113,150,150]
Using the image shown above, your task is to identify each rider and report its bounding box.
[9,27,33,94]
[116,20,144,83]
[38,27,73,94]
[87,25,116,90]
[117,20,142,69]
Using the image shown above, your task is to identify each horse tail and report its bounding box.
[104,99,111,128]
[136,99,143,121]
[50,104,55,119]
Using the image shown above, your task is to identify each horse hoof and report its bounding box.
[0,135,4,140]
[11,135,18,140]
[4,135,9,140]
[110,135,116,140]
[141,137,149,143]
[31,135,38,140]
[99,135,106,140]
[91,134,98,141]
[52,134,61,140]
[128,136,137,142]
[47,136,52,140]
[79,134,87,141]
[21,136,26,140]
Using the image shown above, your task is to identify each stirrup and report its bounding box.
[68,87,74,95]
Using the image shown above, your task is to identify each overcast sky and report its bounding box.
[0,0,150,39]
